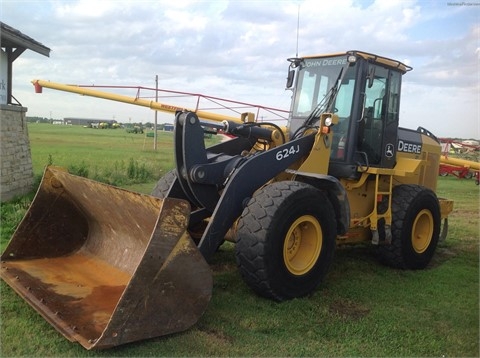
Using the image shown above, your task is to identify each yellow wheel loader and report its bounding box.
[1,50,456,349]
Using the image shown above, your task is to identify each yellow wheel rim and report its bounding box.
[411,209,434,254]
[283,215,322,275]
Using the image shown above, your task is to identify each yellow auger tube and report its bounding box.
[440,155,480,171]
[32,79,243,124]
[0,166,213,350]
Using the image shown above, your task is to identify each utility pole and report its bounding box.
[154,75,158,150]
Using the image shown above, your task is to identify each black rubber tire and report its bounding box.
[235,181,337,301]
[151,170,181,198]
[378,184,441,269]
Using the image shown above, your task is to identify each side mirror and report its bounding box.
[286,69,295,89]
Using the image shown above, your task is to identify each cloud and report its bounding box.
[2,0,478,138]
[54,0,118,18]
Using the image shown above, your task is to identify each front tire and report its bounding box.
[235,181,337,301]
[378,185,441,269]
[151,170,183,198]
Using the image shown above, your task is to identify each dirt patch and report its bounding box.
[329,299,370,320]
[429,246,458,267]
[199,327,234,345]
[211,262,237,273]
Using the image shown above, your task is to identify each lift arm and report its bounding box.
[173,111,316,261]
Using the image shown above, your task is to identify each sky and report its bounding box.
[1,0,479,139]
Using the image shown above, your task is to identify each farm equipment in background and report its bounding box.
[439,139,480,184]
[125,123,144,134]
[2,51,454,350]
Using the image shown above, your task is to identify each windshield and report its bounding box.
[292,56,354,118]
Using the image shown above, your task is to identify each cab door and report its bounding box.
[358,64,401,169]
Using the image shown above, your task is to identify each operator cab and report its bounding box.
[286,50,412,179]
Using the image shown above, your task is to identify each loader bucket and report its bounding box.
[0,166,213,350]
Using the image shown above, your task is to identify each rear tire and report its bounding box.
[378,185,440,269]
[235,181,336,301]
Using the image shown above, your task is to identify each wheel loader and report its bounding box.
[1,50,456,350]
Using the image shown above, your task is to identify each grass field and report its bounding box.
[26,123,178,188]
[1,124,479,357]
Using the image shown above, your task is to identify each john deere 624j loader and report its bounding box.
[1,51,455,349]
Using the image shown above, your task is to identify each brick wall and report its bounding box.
[0,104,34,202]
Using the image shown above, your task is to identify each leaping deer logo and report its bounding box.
[385,143,394,158]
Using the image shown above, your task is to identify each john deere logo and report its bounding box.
[398,140,422,154]
[385,143,394,158]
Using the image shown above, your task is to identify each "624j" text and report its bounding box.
[276,145,300,161]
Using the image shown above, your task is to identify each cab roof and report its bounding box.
[302,50,413,74]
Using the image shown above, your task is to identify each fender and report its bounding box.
[288,170,350,236]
